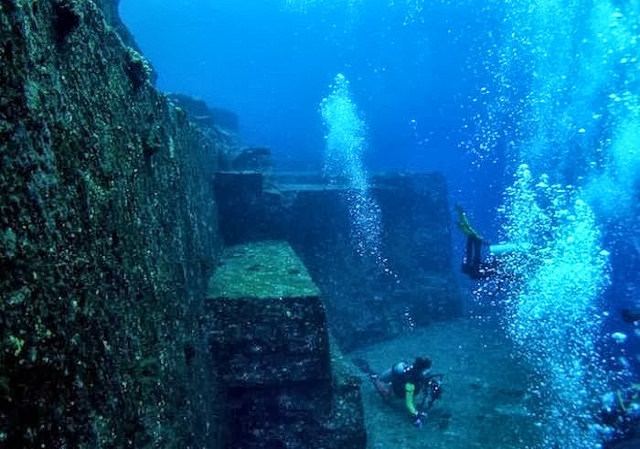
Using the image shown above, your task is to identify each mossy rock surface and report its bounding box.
[207,241,320,300]
[0,1,221,447]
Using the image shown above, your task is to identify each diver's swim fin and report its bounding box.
[455,205,483,240]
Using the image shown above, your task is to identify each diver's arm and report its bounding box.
[405,383,418,416]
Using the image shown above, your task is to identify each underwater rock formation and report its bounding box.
[0,2,369,448]
[167,93,241,170]
[0,1,220,447]
[205,242,366,449]
[168,93,240,133]
[231,147,273,172]
[94,0,156,83]
[214,171,461,350]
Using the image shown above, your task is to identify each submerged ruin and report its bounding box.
[0,1,461,447]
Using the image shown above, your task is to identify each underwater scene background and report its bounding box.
[0,0,639,448]
[120,1,640,446]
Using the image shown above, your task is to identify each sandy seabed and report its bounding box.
[351,317,542,449]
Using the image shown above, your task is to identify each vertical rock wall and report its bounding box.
[286,174,461,349]
[0,1,221,447]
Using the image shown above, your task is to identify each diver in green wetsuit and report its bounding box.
[371,357,441,428]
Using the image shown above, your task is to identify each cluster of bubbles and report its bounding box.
[320,74,385,263]
[468,2,640,446]
[477,0,640,221]
[494,164,611,448]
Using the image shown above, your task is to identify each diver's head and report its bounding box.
[412,357,432,372]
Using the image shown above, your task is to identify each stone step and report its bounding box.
[204,241,366,448]
[205,241,329,387]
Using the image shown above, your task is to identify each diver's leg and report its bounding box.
[472,237,482,270]
[373,368,393,400]
[462,236,474,275]
[466,236,473,259]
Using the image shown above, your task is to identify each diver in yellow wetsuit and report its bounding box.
[456,205,532,279]
[372,357,438,427]
[597,383,640,446]
[456,204,492,279]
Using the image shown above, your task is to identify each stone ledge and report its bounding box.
[206,241,329,387]
[207,240,320,300]
[204,241,365,448]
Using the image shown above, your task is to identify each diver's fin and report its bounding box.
[455,205,483,240]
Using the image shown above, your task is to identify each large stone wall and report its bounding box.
[215,172,462,350]
[0,1,220,447]
[295,174,461,349]
[94,0,144,57]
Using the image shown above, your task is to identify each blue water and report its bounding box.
[121,1,640,448]
[120,0,501,228]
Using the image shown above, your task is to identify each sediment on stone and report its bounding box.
[205,242,367,449]
[0,1,221,447]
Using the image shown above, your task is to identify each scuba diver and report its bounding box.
[354,357,443,428]
[456,205,493,279]
[595,383,640,448]
[456,205,531,280]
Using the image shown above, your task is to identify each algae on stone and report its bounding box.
[207,241,319,300]
[0,1,221,447]
[204,241,366,449]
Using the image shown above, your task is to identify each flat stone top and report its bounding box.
[266,184,346,193]
[263,172,445,194]
[207,241,320,300]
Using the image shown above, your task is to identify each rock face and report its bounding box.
[95,0,154,79]
[0,1,220,447]
[168,94,240,132]
[167,93,241,170]
[205,242,366,449]
[215,172,462,350]
[300,174,461,349]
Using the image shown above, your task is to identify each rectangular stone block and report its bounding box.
[205,241,330,387]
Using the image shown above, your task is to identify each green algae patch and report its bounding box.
[207,241,319,299]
